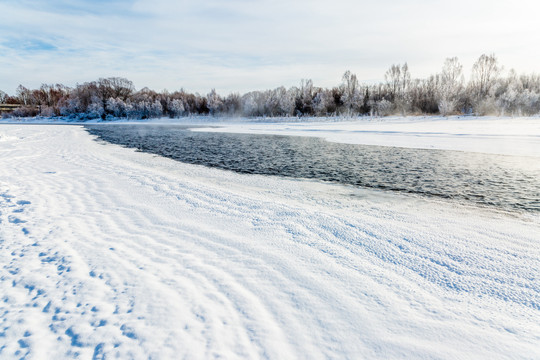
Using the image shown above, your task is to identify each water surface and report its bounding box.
[86,124,540,213]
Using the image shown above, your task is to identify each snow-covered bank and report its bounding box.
[2,115,540,157]
[1,125,539,359]
[192,116,540,157]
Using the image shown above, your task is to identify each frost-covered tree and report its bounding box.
[437,57,464,115]
[40,106,55,117]
[168,99,185,117]
[12,106,38,117]
[6,53,540,119]
[385,63,410,98]
[375,99,393,116]
[87,97,105,118]
[148,100,158,117]
[441,58,463,93]
[149,99,163,118]
[135,101,150,118]
[241,92,259,117]
[438,99,458,116]
[384,63,411,115]
[259,89,279,116]
[124,101,138,119]
[385,64,401,97]
[222,93,241,116]
[106,97,127,118]
[58,96,80,116]
[341,71,362,114]
[276,87,295,116]
[313,90,334,116]
[496,70,540,116]
[470,54,501,99]
[207,89,223,116]
[519,89,540,115]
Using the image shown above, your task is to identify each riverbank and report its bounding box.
[1,125,539,359]
[2,115,539,157]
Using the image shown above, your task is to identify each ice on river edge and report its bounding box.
[0,124,539,359]
[191,115,540,158]
[4,115,540,157]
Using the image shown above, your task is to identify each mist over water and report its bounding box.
[86,124,540,213]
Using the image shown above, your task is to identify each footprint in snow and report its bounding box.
[0,193,14,203]
[65,327,84,347]
[8,215,26,224]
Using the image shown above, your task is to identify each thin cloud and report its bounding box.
[1,0,539,94]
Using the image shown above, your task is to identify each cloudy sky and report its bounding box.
[1,0,539,95]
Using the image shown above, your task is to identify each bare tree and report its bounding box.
[0,90,7,103]
[385,63,410,98]
[385,64,401,98]
[295,79,314,116]
[470,54,501,98]
[16,85,33,105]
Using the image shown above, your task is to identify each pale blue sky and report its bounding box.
[1,0,539,94]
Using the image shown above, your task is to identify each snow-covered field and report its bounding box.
[1,123,539,359]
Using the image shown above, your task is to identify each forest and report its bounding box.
[1,54,540,119]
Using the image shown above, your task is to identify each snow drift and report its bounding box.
[0,124,538,359]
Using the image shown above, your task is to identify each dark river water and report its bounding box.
[85,124,540,213]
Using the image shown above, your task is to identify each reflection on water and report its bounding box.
[86,124,540,213]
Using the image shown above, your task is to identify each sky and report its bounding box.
[1,0,540,95]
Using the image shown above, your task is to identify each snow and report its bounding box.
[192,116,540,157]
[0,124,539,359]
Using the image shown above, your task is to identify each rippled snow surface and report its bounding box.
[1,125,539,359]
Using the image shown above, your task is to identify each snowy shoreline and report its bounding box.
[1,124,539,359]
[2,115,540,157]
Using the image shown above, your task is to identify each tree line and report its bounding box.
[1,54,540,119]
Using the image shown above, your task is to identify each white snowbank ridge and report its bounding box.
[0,125,539,359]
